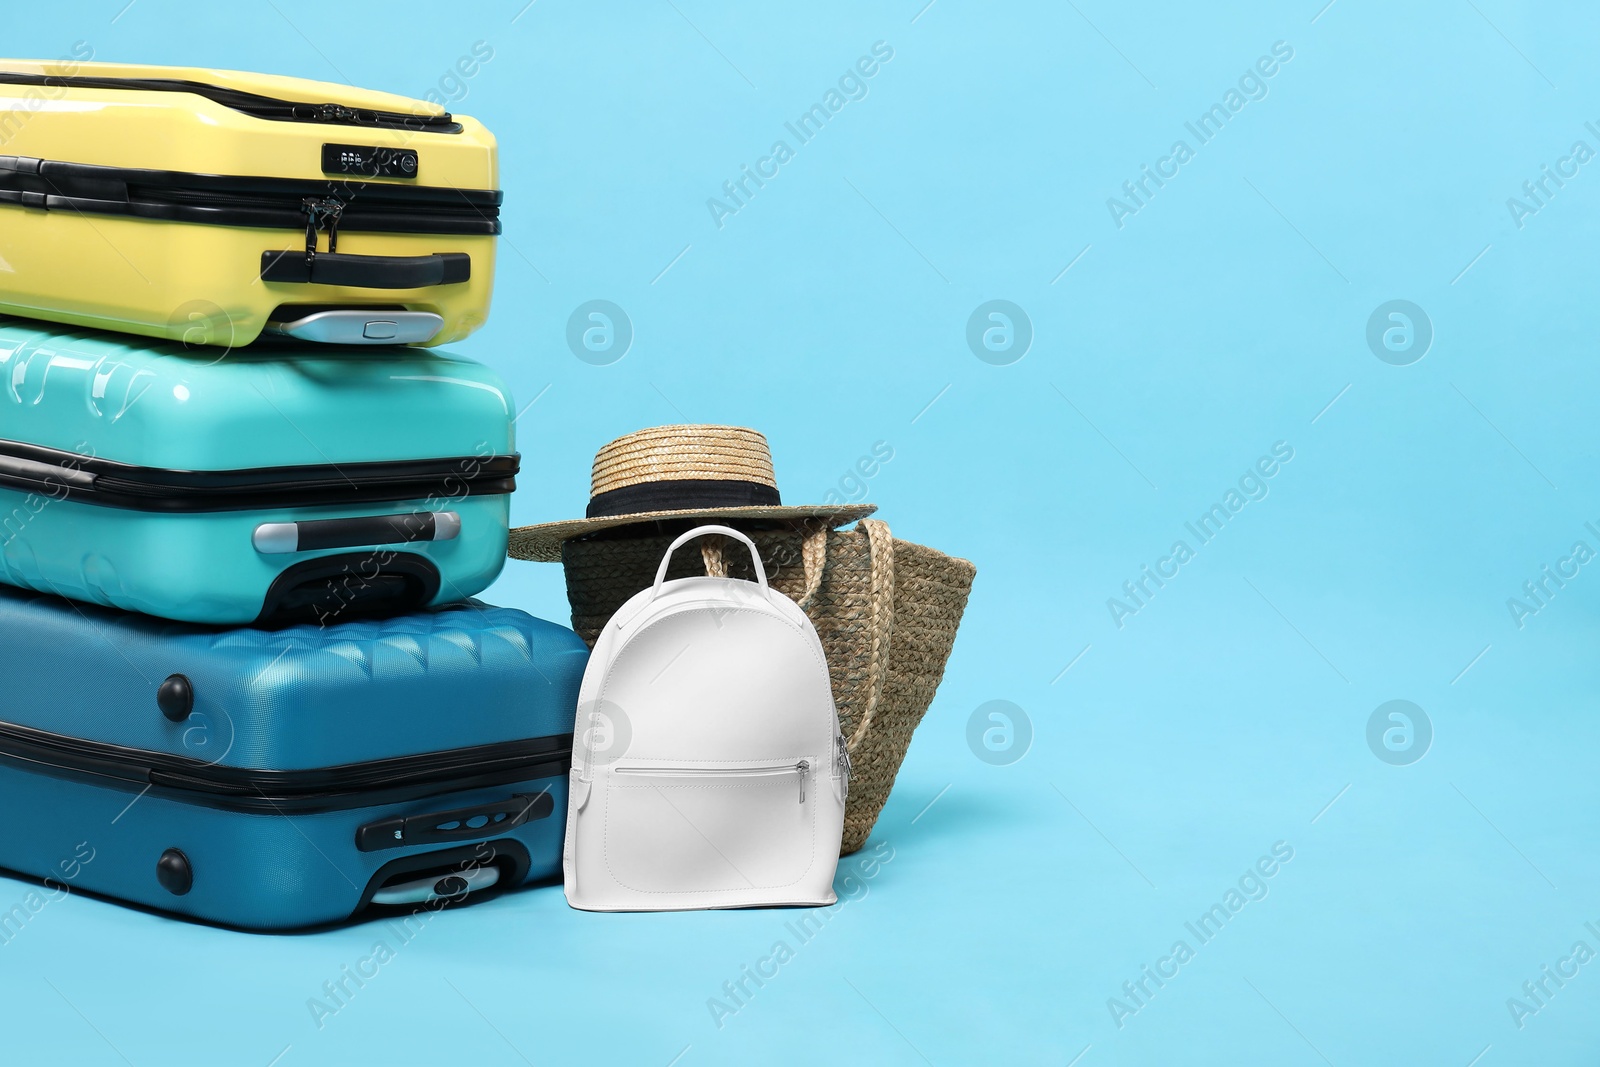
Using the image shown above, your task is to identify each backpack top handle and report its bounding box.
[650,524,769,596]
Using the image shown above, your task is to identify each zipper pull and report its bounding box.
[300,196,346,262]
[321,197,344,254]
[301,197,321,262]
[797,760,809,804]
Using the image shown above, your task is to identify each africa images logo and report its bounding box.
[705,41,895,229]
[1106,842,1295,1029]
[1106,441,1294,628]
[1105,41,1295,229]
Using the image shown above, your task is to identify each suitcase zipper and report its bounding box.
[0,719,574,815]
[0,72,463,133]
[614,761,813,805]
[0,439,518,513]
[0,157,499,237]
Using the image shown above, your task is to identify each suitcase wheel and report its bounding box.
[257,552,441,627]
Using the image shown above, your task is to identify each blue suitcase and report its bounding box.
[0,586,586,930]
[0,318,518,625]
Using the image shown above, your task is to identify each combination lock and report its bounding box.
[321,142,419,179]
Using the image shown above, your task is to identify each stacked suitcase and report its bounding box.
[0,61,585,929]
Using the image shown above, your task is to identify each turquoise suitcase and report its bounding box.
[0,319,517,624]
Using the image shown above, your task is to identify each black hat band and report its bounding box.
[585,478,782,519]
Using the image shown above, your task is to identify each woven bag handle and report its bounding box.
[796,519,895,754]
[795,521,830,612]
[700,537,729,578]
[850,519,896,752]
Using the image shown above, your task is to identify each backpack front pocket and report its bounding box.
[603,763,815,895]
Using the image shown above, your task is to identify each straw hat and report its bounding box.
[507,424,877,562]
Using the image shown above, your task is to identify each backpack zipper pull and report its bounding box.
[797,760,809,804]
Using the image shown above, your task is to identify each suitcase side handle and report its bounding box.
[260,249,471,288]
[369,864,499,906]
[252,511,460,554]
[356,791,555,853]
[356,840,533,919]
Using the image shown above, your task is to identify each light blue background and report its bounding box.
[5,1,1600,1064]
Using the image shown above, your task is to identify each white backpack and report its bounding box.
[563,525,848,911]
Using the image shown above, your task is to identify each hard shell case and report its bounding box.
[0,589,586,930]
[0,319,517,625]
[0,59,499,348]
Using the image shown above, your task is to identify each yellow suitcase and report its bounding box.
[0,59,499,348]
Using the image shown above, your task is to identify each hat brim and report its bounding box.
[507,503,877,563]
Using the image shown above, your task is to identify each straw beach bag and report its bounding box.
[560,519,976,854]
